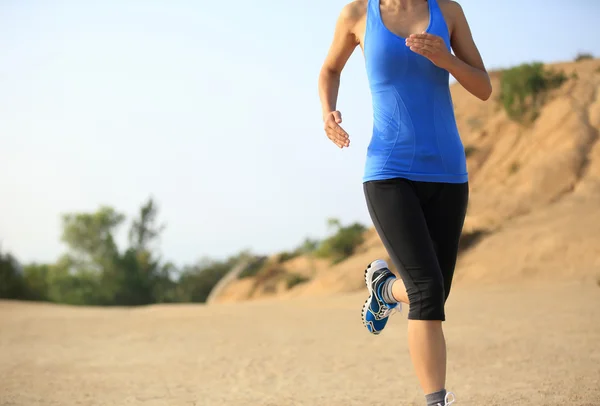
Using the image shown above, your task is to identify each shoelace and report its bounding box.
[380,305,398,318]
[437,392,456,406]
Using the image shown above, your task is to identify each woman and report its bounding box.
[318,0,491,405]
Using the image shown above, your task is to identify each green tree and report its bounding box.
[52,198,175,306]
[21,263,50,301]
[113,198,172,305]
[61,206,125,266]
[128,198,165,252]
[0,249,25,299]
[58,206,125,304]
[176,259,231,303]
[44,254,106,305]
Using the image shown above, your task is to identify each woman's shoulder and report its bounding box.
[436,0,467,18]
[436,0,467,33]
[333,0,367,38]
[339,0,367,23]
[436,0,461,9]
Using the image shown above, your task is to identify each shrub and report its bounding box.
[176,260,231,303]
[297,238,320,254]
[467,117,482,129]
[315,219,367,264]
[238,256,268,279]
[273,238,321,265]
[286,273,309,289]
[248,262,286,296]
[509,161,520,174]
[575,53,593,62]
[464,145,477,157]
[0,250,26,299]
[499,62,567,122]
[458,229,489,253]
[277,251,300,263]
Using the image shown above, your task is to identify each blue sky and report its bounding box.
[1,0,599,266]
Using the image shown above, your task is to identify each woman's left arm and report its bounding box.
[406,1,491,100]
[443,1,492,100]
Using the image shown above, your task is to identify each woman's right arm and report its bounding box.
[318,1,364,149]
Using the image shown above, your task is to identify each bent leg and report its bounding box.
[363,178,447,395]
[390,277,409,304]
[364,178,445,320]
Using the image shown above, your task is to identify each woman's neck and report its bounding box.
[383,0,426,11]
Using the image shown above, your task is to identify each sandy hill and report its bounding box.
[212,58,600,304]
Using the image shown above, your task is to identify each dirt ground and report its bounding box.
[1,281,599,406]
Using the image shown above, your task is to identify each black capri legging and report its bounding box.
[364,177,469,321]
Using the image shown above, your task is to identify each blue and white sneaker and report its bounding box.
[361,259,401,335]
[438,392,456,406]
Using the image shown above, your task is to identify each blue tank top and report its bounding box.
[363,0,468,184]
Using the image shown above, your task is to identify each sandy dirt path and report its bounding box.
[1,281,599,406]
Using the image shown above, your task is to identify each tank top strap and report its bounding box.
[366,0,384,32]
[427,0,441,17]
[426,0,451,46]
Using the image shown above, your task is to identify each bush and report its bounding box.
[464,145,477,157]
[281,238,322,262]
[286,273,309,289]
[277,251,300,263]
[238,256,268,279]
[575,53,593,62]
[174,261,227,303]
[499,62,567,122]
[248,262,286,296]
[315,219,367,264]
[21,263,50,301]
[467,117,482,129]
[297,238,320,255]
[0,250,26,299]
[458,229,489,253]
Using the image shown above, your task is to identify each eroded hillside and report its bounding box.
[212,58,600,304]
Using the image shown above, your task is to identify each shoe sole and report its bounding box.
[361,263,380,335]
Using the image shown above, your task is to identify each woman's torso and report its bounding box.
[356,0,468,184]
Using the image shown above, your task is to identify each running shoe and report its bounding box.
[361,259,401,335]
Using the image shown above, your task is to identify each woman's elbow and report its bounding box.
[478,80,493,101]
[478,90,492,101]
[319,65,341,81]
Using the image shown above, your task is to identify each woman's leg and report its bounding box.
[363,178,461,403]
[422,182,469,303]
[408,319,447,395]
[416,181,468,403]
[391,277,409,304]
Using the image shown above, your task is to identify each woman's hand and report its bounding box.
[323,111,350,149]
[405,33,452,69]
[405,2,492,101]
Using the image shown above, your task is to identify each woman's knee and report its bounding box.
[406,278,446,321]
